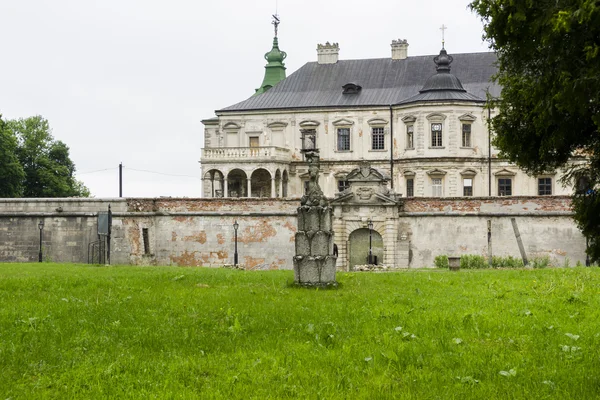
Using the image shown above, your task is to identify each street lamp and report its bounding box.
[38,220,44,262]
[586,237,590,267]
[233,220,239,265]
[367,219,373,265]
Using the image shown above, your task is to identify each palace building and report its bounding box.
[200,24,571,201]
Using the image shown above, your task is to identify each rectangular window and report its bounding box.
[337,128,350,151]
[498,178,512,196]
[538,177,552,195]
[406,125,414,149]
[372,127,385,150]
[406,178,414,197]
[463,178,473,196]
[462,124,472,147]
[249,137,259,148]
[337,180,350,192]
[432,178,443,197]
[431,123,443,147]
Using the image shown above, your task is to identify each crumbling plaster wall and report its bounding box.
[0,196,586,268]
[401,196,585,267]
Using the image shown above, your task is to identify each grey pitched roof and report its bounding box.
[218,51,499,113]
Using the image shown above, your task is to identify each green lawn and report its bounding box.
[1,264,599,399]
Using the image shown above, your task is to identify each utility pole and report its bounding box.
[119,162,123,197]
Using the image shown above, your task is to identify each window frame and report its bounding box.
[431,177,443,197]
[498,178,512,196]
[406,178,414,197]
[371,126,385,150]
[431,123,443,148]
[336,127,351,151]
[463,178,473,196]
[249,136,260,148]
[538,177,552,195]
[337,180,350,192]
[461,123,472,148]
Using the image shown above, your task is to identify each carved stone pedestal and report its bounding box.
[293,149,337,287]
[293,206,337,287]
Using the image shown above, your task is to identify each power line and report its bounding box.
[76,167,115,175]
[124,167,201,180]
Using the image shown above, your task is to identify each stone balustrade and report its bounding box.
[201,146,291,162]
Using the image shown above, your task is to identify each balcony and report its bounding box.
[201,146,292,163]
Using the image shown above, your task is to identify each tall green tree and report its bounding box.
[470,0,600,262]
[6,116,90,198]
[0,115,25,197]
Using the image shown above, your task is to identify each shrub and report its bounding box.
[531,256,551,269]
[460,255,489,269]
[491,256,525,269]
[434,255,449,269]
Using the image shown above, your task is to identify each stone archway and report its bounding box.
[348,228,384,269]
[203,169,224,198]
[227,169,247,198]
[250,168,272,198]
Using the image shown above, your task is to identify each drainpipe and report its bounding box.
[389,105,394,189]
[488,107,492,196]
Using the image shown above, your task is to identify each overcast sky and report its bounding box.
[0,0,491,198]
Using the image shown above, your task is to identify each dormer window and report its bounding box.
[342,83,362,94]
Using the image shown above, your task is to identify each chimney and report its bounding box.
[317,42,339,64]
[391,39,409,60]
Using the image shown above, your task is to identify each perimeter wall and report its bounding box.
[0,196,587,268]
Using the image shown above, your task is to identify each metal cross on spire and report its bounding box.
[272,14,280,37]
[440,24,448,49]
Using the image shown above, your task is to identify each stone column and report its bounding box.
[271,178,276,198]
[383,217,396,267]
[223,179,228,198]
[278,177,283,198]
[247,178,252,198]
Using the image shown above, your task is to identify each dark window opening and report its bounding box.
[462,124,472,147]
[406,178,414,197]
[142,228,150,255]
[338,180,350,192]
[463,178,473,196]
[538,177,552,195]
[337,128,350,151]
[498,178,512,196]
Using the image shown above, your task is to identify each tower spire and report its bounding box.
[255,14,287,95]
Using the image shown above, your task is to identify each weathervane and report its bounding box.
[272,14,280,37]
[440,24,447,49]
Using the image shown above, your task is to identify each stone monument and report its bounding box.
[293,149,337,286]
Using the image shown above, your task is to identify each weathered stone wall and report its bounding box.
[399,196,585,267]
[0,198,298,269]
[0,196,586,268]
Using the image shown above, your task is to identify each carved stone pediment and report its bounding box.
[331,162,400,206]
[346,165,389,182]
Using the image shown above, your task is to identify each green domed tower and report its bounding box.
[255,15,287,95]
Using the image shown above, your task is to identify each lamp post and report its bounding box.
[233,220,239,265]
[38,220,44,262]
[586,237,590,267]
[367,219,373,265]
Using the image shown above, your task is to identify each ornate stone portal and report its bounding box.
[293,150,337,286]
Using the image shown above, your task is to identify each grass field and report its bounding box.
[1,264,599,399]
